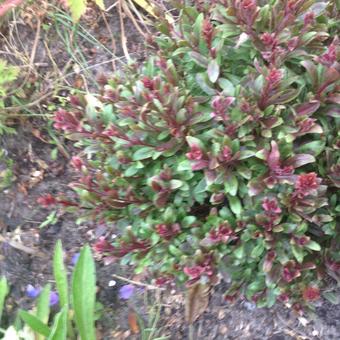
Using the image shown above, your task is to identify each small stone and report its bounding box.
[108,280,116,287]
[218,309,226,320]
[164,307,172,316]
[123,330,131,338]
[219,325,228,335]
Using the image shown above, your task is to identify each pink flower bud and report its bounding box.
[295,172,319,191]
[303,12,315,26]
[71,156,83,171]
[186,145,203,160]
[266,68,282,87]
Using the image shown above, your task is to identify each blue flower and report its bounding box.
[118,284,135,300]
[49,291,59,306]
[71,253,80,266]
[26,284,41,298]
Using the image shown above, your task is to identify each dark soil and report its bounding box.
[0,2,339,339]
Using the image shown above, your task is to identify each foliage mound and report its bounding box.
[51,0,340,310]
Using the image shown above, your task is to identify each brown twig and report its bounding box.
[101,10,116,71]
[112,273,165,290]
[118,0,131,61]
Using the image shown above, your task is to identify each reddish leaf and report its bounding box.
[301,60,318,87]
[295,101,320,116]
[327,94,340,105]
[285,154,316,168]
[266,141,281,170]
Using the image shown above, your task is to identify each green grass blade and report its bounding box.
[47,307,67,340]
[53,240,68,309]
[36,284,51,323]
[19,310,51,337]
[72,245,96,340]
[0,277,9,323]
[36,284,51,340]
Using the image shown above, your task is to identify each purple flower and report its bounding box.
[49,291,59,306]
[71,253,80,266]
[118,284,135,300]
[26,284,41,298]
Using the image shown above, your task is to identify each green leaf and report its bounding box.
[169,245,182,257]
[193,178,207,194]
[177,160,192,171]
[132,147,154,160]
[305,240,321,251]
[234,245,244,259]
[72,245,96,340]
[296,141,325,157]
[19,310,51,337]
[190,52,209,68]
[94,0,105,10]
[53,241,68,309]
[196,73,216,95]
[228,195,242,216]
[322,291,340,305]
[36,284,51,325]
[266,288,278,308]
[186,136,204,150]
[0,277,9,323]
[47,308,67,340]
[67,0,87,22]
[39,211,58,229]
[194,13,204,39]
[224,175,238,196]
[250,240,265,258]
[291,245,304,263]
[218,78,235,96]
[170,180,183,190]
[207,59,220,83]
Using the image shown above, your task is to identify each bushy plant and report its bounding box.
[49,0,340,310]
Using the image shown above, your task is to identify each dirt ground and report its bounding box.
[0,1,339,339]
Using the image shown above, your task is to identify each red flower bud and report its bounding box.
[266,68,282,87]
[260,32,277,47]
[142,76,155,90]
[70,156,83,171]
[317,38,338,67]
[295,172,319,191]
[202,19,214,49]
[302,286,320,301]
[287,37,299,51]
[303,12,315,26]
[262,197,282,215]
[278,293,290,303]
[241,0,257,10]
[186,145,203,160]
[282,261,301,282]
[184,266,205,279]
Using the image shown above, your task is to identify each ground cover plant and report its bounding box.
[44,0,340,316]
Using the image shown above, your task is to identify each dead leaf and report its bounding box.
[128,310,139,334]
[17,183,28,196]
[185,283,210,324]
[31,128,49,143]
